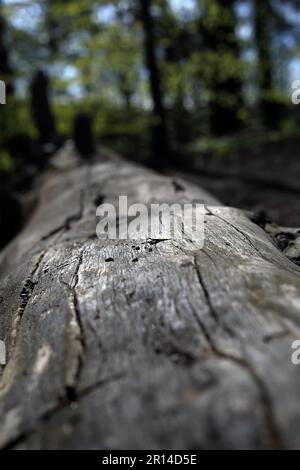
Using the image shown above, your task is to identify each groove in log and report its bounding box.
[0,144,300,449]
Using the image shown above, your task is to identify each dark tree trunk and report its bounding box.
[253,0,278,128]
[0,188,22,250]
[139,0,169,164]
[73,112,95,160]
[0,0,13,94]
[202,0,244,136]
[30,70,57,148]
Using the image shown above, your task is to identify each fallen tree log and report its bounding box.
[0,143,300,450]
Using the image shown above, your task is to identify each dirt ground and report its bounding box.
[172,139,300,227]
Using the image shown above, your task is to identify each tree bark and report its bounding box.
[0,144,300,449]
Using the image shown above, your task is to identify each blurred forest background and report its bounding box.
[0,0,300,248]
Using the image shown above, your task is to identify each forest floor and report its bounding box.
[170,137,300,227]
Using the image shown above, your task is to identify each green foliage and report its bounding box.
[0,148,13,172]
[0,97,36,140]
[0,0,299,165]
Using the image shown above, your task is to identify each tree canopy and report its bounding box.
[0,0,300,170]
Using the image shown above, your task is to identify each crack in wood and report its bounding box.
[41,166,92,245]
[191,261,284,449]
[10,252,46,352]
[193,256,219,326]
[262,330,289,343]
[153,325,198,367]
[60,249,86,402]
[194,254,238,343]
[2,372,125,450]
[42,190,86,244]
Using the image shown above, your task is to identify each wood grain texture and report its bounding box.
[0,144,300,450]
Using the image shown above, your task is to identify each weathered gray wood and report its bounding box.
[0,143,300,450]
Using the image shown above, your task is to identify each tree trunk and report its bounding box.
[30,70,57,147]
[0,0,13,148]
[253,0,277,128]
[0,144,300,450]
[0,0,13,95]
[201,0,244,135]
[139,0,169,164]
